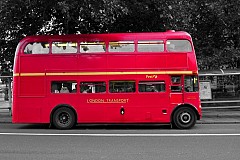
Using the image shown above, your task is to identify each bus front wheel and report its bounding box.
[52,107,76,129]
[172,107,197,129]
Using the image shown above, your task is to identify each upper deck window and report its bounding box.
[52,42,77,54]
[109,41,134,52]
[138,40,164,52]
[80,41,106,53]
[166,40,192,52]
[24,42,49,54]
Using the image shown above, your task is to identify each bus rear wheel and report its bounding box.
[172,107,196,129]
[52,107,76,129]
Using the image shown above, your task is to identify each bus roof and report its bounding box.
[19,30,192,43]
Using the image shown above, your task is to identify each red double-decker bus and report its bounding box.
[13,30,201,129]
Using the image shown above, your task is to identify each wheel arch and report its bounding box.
[171,103,200,122]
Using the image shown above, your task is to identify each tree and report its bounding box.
[1,0,240,70]
[0,0,128,65]
[0,0,56,65]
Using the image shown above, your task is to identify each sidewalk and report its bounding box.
[0,101,12,123]
[1,101,240,124]
[199,109,240,124]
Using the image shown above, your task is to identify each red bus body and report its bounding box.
[13,31,202,129]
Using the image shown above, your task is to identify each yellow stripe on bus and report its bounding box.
[13,73,20,76]
[13,71,195,77]
[20,73,45,76]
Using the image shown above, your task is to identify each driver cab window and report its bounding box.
[184,76,199,92]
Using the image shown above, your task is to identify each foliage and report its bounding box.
[1,0,240,71]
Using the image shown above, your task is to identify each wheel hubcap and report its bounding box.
[180,112,191,124]
[59,112,70,125]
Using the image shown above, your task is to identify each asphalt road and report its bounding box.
[0,124,240,160]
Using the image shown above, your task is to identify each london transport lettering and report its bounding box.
[87,98,129,104]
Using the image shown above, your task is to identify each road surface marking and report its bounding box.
[1,133,240,136]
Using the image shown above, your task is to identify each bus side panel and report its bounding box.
[13,97,43,123]
[19,76,45,96]
[78,55,107,70]
[166,53,188,69]
[108,55,135,69]
[136,55,166,69]
[76,94,106,123]
[123,93,171,123]
[42,94,106,123]
[15,76,45,123]
[47,56,78,71]
[20,56,47,73]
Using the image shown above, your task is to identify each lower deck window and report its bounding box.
[139,81,166,92]
[51,81,77,93]
[80,82,106,93]
[109,81,135,93]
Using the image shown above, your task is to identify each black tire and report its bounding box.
[52,107,76,129]
[172,107,197,129]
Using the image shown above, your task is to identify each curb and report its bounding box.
[1,121,240,124]
[1,118,240,124]
[197,121,240,124]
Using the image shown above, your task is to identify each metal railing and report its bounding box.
[199,70,240,109]
[0,76,12,112]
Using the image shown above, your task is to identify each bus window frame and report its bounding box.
[137,40,165,52]
[51,80,78,94]
[79,41,106,54]
[166,39,193,52]
[23,41,50,55]
[109,80,136,93]
[138,81,166,93]
[80,81,107,94]
[51,41,78,54]
[108,41,135,53]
